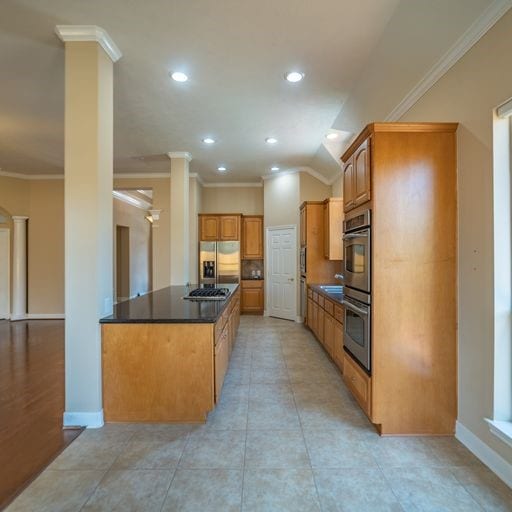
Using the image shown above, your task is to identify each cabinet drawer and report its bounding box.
[242,280,263,289]
[343,353,371,418]
[324,298,334,316]
[307,288,313,298]
[334,304,344,323]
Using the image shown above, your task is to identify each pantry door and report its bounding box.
[266,226,296,321]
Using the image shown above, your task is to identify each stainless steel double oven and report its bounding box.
[343,209,371,372]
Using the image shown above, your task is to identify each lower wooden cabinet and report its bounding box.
[323,312,335,357]
[343,352,372,419]
[214,327,229,401]
[333,320,344,371]
[241,280,264,314]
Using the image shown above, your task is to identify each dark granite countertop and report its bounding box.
[309,283,344,305]
[100,284,239,324]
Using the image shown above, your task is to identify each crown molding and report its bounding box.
[114,172,170,179]
[202,181,262,188]
[261,168,300,181]
[0,170,63,180]
[167,151,192,162]
[54,25,122,62]
[301,166,331,186]
[188,172,205,186]
[386,0,512,121]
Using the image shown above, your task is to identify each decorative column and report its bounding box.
[168,152,191,285]
[56,25,121,428]
[11,216,28,321]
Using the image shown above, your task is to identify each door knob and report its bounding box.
[288,278,295,282]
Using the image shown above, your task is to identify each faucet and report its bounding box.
[334,273,344,281]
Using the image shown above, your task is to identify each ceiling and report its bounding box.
[0,0,500,182]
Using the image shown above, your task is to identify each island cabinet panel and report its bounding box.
[200,215,219,241]
[215,326,229,400]
[102,323,214,422]
[242,216,263,259]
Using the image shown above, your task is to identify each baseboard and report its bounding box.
[295,316,304,323]
[456,420,512,488]
[63,409,104,429]
[263,309,269,317]
[27,313,65,320]
[9,314,27,321]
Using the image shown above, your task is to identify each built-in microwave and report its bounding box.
[343,209,371,294]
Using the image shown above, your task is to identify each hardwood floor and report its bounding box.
[0,320,81,510]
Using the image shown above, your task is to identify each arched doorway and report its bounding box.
[0,206,12,320]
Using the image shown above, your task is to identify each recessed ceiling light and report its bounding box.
[285,71,304,83]
[271,166,280,172]
[170,71,188,82]
[326,132,339,140]
[202,137,216,144]
[265,137,278,144]
[217,166,227,172]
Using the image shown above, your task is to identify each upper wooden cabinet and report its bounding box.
[242,216,263,259]
[219,215,240,241]
[199,214,241,241]
[342,137,370,213]
[323,198,343,260]
[200,215,218,241]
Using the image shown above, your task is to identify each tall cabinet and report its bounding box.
[341,122,458,435]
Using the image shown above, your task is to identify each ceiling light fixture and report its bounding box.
[170,71,188,82]
[217,166,227,172]
[202,137,216,144]
[326,133,339,140]
[265,137,278,144]
[285,71,304,83]
[271,166,280,172]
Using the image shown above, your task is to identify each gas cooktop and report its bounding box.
[183,287,231,301]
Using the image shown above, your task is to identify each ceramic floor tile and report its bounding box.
[421,437,482,467]
[81,469,173,511]
[247,401,302,430]
[250,365,289,384]
[297,402,366,431]
[245,430,310,469]
[242,468,321,512]
[162,469,242,512]
[49,437,127,470]
[451,465,512,511]
[6,469,105,512]
[204,397,248,430]
[304,430,377,469]
[79,423,138,443]
[384,467,483,511]
[313,467,403,512]
[179,430,245,469]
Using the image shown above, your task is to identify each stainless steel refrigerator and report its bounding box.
[199,241,241,285]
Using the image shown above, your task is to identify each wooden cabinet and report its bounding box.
[242,216,263,259]
[323,198,343,260]
[323,312,335,357]
[219,215,240,240]
[199,214,241,241]
[300,206,307,246]
[317,307,325,345]
[333,320,344,372]
[241,280,264,314]
[200,215,218,240]
[343,353,371,419]
[215,327,229,401]
[342,137,370,213]
[307,297,314,330]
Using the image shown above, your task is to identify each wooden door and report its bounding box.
[354,138,371,206]
[333,320,344,372]
[317,306,325,345]
[343,160,355,212]
[323,312,335,357]
[312,301,318,337]
[219,215,240,241]
[300,207,307,246]
[215,328,229,402]
[200,216,218,241]
[307,297,314,329]
[242,216,263,259]
[267,226,296,321]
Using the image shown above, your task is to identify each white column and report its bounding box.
[11,216,28,320]
[168,152,191,285]
[56,25,121,428]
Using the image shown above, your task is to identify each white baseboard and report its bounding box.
[10,314,27,321]
[64,409,104,429]
[456,420,512,488]
[295,316,303,323]
[263,309,269,317]
[27,313,65,320]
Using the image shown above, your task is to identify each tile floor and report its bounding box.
[6,316,512,511]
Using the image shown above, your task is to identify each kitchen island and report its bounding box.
[100,284,240,423]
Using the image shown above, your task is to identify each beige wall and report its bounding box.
[331,175,343,198]
[113,198,152,299]
[114,177,171,290]
[299,172,331,203]
[334,10,512,465]
[201,186,263,215]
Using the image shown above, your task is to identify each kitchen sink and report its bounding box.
[318,285,343,294]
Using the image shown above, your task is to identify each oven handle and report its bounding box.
[343,232,368,240]
[343,299,369,316]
